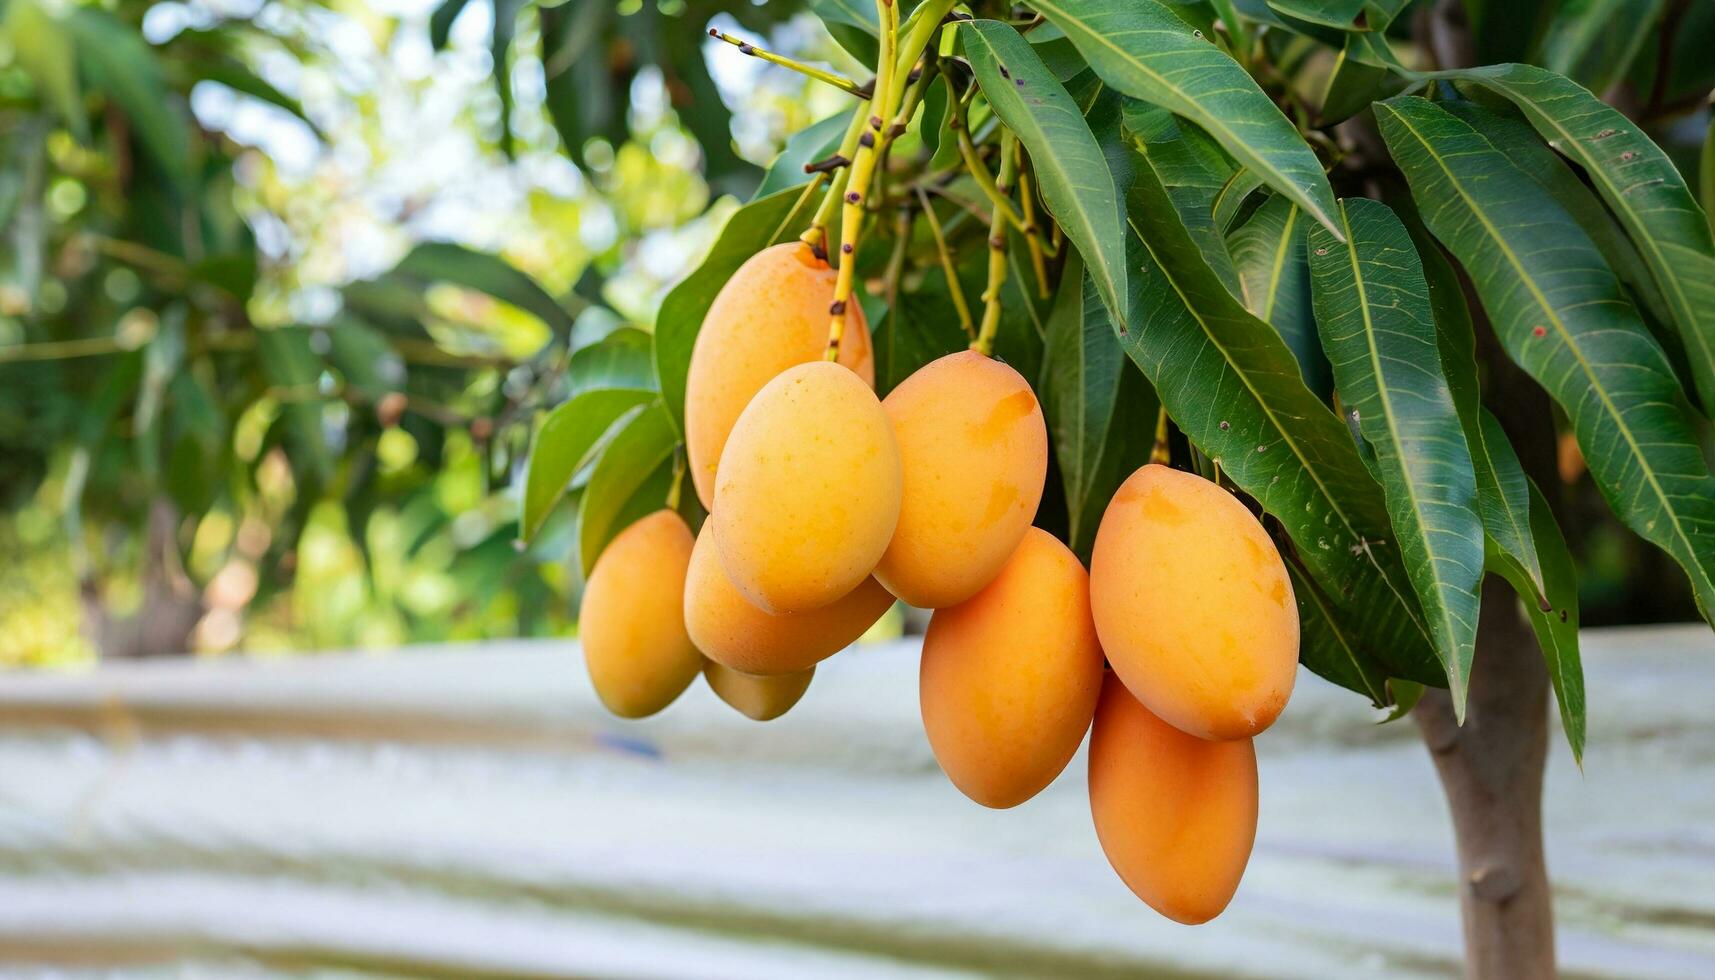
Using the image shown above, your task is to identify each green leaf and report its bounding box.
[1042,256,1156,559]
[1320,34,1405,125]
[4,0,83,137]
[521,388,654,543]
[393,242,576,340]
[1284,557,1390,705]
[186,59,321,136]
[569,327,656,392]
[1440,99,1669,330]
[1121,147,1440,686]
[754,111,851,200]
[1378,95,1715,623]
[429,0,472,50]
[1393,193,1548,599]
[1034,0,1341,236]
[1446,64,1715,418]
[1703,115,1715,241]
[540,0,616,169]
[873,244,971,395]
[578,401,678,576]
[1211,169,1264,234]
[66,9,194,191]
[1308,198,1484,710]
[1123,105,1242,294]
[1536,0,1666,96]
[1490,478,1587,762]
[963,20,1129,324]
[1228,195,1330,398]
[653,184,825,436]
[257,328,330,487]
[1265,0,1362,28]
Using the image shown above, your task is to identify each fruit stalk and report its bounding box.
[971,132,1018,358]
[1015,156,1052,299]
[823,0,957,361]
[915,185,975,340]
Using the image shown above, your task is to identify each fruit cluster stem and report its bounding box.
[916,185,975,340]
[822,0,957,362]
[970,132,1018,358]
[802,106,875,260]
[1015,157,1052,299]
[707,28,868,99]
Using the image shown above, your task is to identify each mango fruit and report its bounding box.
[920,528,1104,808]
[578,510,702,719]
[704,659,814,721]
[684,241,874,508]
[1089,464,1298,740]
[713,359,901,614]
[877,351,1048,608]
[1088,673,1258,924]
[685,527,894,675]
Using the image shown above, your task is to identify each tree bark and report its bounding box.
[1414,575,1556,979]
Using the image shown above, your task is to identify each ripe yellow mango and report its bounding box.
[1089,464,1298,740]
[685,527,895,675]
[920,528,1104,808]
[1088,673,1258,924]
[578,510,702,719]
[684,241,874,508]
[877,351,1048,608]
[713,360,901,614]
[703,659,814,721]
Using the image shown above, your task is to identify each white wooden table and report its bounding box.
[0,627,1711,978]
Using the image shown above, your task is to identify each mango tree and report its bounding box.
[530,2,1715,976]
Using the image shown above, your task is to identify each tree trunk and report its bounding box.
[1414,576,1555,979]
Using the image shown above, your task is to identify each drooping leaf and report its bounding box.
[1034,0,1341,235]
[1264,0,1362,29]
[1393,192,1548,599]
[429,0,472,50]
[4,0,83,137]
[66,9,194,191]
[1121,147,1440,686]
[1378,95,1715,622]
[1308,197,1484,709]
[754,111,852,200]
[1211,169,1264,234]
[1042,256,1156,559]
[257,328,330,487]
[1536,0,1666,97]
[569,327,656,393]
[1445,64,1715,417]
[1123,105,1242,293]
[521,389,654,543]
[392,242,576,341]
[577,401,677,575]
[540,0,617,169]
[1489,477,1587,762]
[1285,557,1390,705]
[184,58,321,135]
[653,185,821,435]
[963,20,1129,324]
[1320,33,1406,124]
[1228,194,1329,398]
[1440,99,1669,330]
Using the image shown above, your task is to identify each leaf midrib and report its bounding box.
[1474,71,1715,396]
[1033,0,1337,233]
[1127,214,1431,641]
[1335,199,1468,691]
[1382,103,1709,593]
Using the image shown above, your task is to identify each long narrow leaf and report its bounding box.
[1033,0,1342,236]
[964,20,1129,324]
[1122,145,1439,686]
[1447,64,1715,417]
[1378,95,1715,623]
[521,389,654,542]
[1308,198,1484,709]
[1229,195,1329,398]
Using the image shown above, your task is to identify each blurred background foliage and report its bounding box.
[0,0,854,665]
[0,0,1708,666]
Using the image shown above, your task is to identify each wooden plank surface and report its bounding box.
[0,627,1711,978]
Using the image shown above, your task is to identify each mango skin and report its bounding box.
[685,528,895,675]
[713,360,902,614]
[703,659,814,721]
[920,528,1104,808]
[578,510,702,719]
[685,241,874,509]
[1089,464,1299,740]
[877,351,1048,609]
[1088,673,1258,924]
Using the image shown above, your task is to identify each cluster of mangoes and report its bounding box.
[578,241,1301,924]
